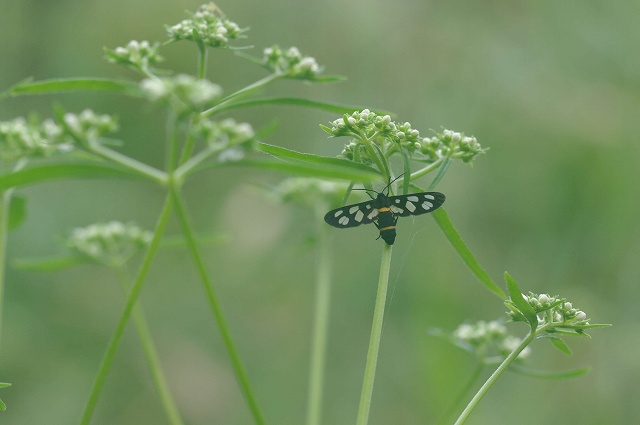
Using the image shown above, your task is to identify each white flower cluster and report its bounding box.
[453,320,531,360]
[520,293,589,324]
[191,117,255,162]
[167,4,243,48]
[106,40,162,70]
[263,46,322,79]
[67,221,152,267]
[0,117,71,162]
[141,75,222,110]
[63,109,118,145]
[413,129,484,163]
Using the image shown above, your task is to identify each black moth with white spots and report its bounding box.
[324,191,445,245]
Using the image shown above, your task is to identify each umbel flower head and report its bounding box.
[167,3,245,49]
[104,40,162,72]
[0,116,71,162]
[67,222,152,268]
[190,117,255,162]
[141,74,223,111]
[453,320,531,361]
[263,45,323,80]
[322,109,485,168]
[506,291,592,334]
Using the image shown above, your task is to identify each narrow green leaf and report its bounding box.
[0,78,143,100]
[12,255,86,271]
[230,159,379,182]
[214,97,391,116]
[548,336,573,355]
[400,148,411,195]
[510,365,591,379]
[427,157,452,191]
[505,272,538,329]
[0,383,10,412]
[431,208,506,299]
[8,194,27,230]
[257,143,380,180]
[0,161,140,191]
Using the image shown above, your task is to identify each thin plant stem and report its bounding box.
[0,159,26,358]
[89,143,168,185]
[114,267,184,425]
[79,194,173,425]
[0,190,10,358]
[453,331,536,425]
[169,185,266,425]
[197,44,208,80]
[356,243,393,425]
[201,73,281,117]
[306,207,333,425]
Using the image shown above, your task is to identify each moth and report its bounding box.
[324,184,445,245]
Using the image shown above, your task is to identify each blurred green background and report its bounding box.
[1,0,638,424]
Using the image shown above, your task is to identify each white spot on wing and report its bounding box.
[390,205,403,214]
[395,199,401,203]
[367,209,379,220]
[349,206,360,214]
[424,194,435,200]
[408,196,419,202]
[422,201,433,210]
[405,201,416,212]
[334,210,343,217]
[339,216,349,225]
[355,210,364,222]
[365,204,372,209]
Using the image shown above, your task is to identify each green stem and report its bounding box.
[198,45,208,80]
[169,184,266,425]
[356,243,393,425]
[407,157,445,183]
[177,114,198,166]
[0,159,25,358]
[453,331,536,425]
[0,190,10,358]
[89,143,168,185]
[306,207,333,425]
[79,194,173,425]
[114,267,184,425]
[201,73,281,117]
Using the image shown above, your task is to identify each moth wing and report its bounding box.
[324,200,379,228]
[388,192,446,217]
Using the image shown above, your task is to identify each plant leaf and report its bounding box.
[214,96,392,116]
[256,143,381,181]
[510,364,590,379]
[427,157,452,191]
[505,272,538,330]
[12,255,86,271]
[0,161,140,191]
[431,208,506,299]
[0,78,143,100]
[547,336,573,355]
[231,159,379,182]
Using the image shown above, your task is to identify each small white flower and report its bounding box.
[575,311,587,321]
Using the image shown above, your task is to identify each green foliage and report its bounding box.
[0,382,10,411]
[0,3,610,425]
